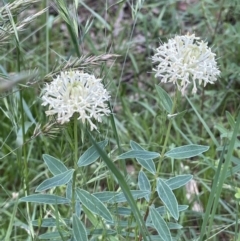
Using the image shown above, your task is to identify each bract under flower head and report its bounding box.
[152,34,220,95]
[41,70,110,131]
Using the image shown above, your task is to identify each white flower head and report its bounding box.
[152,34,220,95]
[41,70,111,131]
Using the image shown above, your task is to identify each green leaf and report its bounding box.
[149,206,172,241]
[55,0,70,24]
[113,207,132,216]
[130,141,156,174]
[149,235,175,241]
[155,84,173,114]
[93,190,150,204]
[78,140,108,167]
[32,218,70,227]
[130,140,144,150]
[66,181,72,199]
[38,231,70,239]
[76,188,113,222]
[110,190,150,203]
[117,150,159,160]
[165,175,193,190]
[156,205,188,215]
[138,171,151,192]
[88,229,116,235]
[76,201,81,217]
[147,219,182,230]
[43,154,68,175]
[138,171,151,201]
[167,222,183,230]
[136,158,156,174]
[36,169,74,192]
[19,194,70,204]
[226,111,236,129]
[165,145,209,159]
[156,179,179,220]
[73,214,88,241]
[92,191,116,202]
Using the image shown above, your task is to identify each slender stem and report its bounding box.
[45,0,49,74]
[156,91,178,175]
[108,102,127,176]
[138,90,179,241]
[139,90,179,241]
[71,115,79,214]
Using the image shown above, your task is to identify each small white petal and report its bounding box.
[152,34,220,95]
[41,70,110,130]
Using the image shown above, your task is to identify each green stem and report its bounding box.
[108,102,127,176]
[140,90,179,227]
[71,115,79,214]
[45,0,49,74]
[156,91,178,175]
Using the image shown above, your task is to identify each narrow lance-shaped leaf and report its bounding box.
[130,140,144,150]
[138,171,151,192]
[19,194,70,204]
[36,169,74,192]
[75,201,81,217]
[38,231,70,239]
[149,206,172,241]
[32,218,71,227]
[66,181,72,199]
[78,140,108,167]
[155,84,173,114]
[165,175,193,190]
[156,178,179,220]
[92,192,116,203]
[43,154,68,175]
[138,171,151,201]
[130,141,156,174]
[108,190,150,204]
[117,150,159,160]
[72,214,88,241]
[155,205,189,215]
[165,145,209,159]
[92,190,151,204]
[136,158,156,175]
[76,188,113,223]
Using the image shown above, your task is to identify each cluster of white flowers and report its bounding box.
[41,71,110,131]
[152,34,220,95]
[41,34,220,130]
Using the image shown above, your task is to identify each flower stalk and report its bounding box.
[71,114,78,214]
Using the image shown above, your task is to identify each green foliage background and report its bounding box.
[0,0,240,240]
